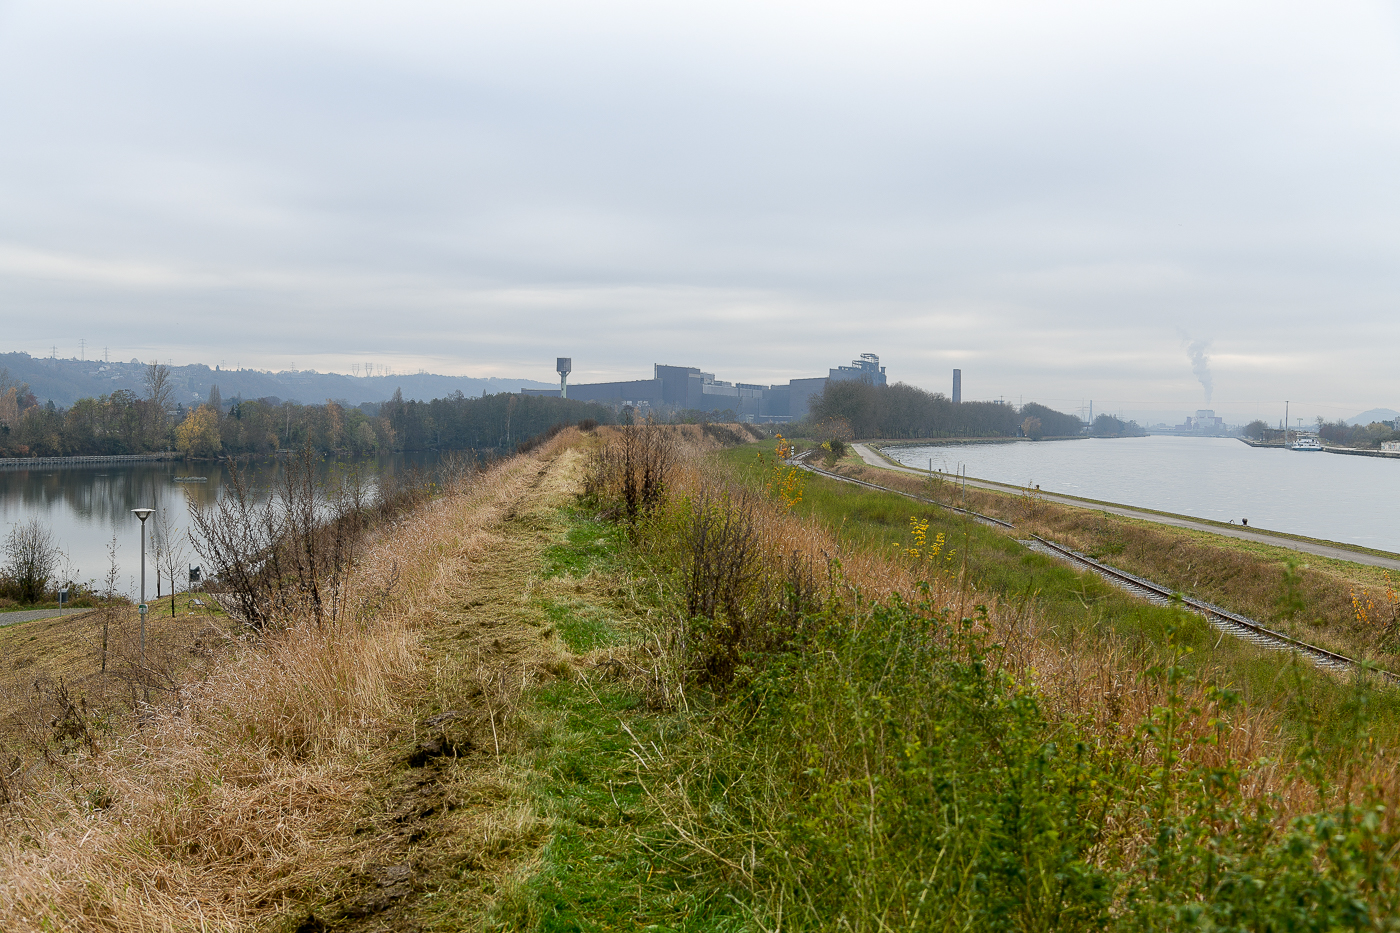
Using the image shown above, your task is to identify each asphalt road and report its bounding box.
[851,443,1400,572]
[0,607,93,628]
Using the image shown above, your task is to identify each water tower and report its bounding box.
[557,358,571,399]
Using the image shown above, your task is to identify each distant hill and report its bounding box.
[1347,408,1400,426]
[0,352,557,408]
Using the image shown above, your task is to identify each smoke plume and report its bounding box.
[1186,339,1213,402]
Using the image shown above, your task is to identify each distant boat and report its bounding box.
[1291,435,1324,452]
[173,476,209,482]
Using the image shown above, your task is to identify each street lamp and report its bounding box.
[132,507,154,701]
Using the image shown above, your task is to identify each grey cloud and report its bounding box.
[0,1,1398,413]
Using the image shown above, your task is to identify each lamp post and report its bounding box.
[132,507,154,702]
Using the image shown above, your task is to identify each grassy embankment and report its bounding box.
[821,443,1400,670]
[6,426,1400,929]
[493,429,1400,928]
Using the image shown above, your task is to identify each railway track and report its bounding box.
[787,451,1398,684]
[790,453,1015,529]
[1026,534,1400,684]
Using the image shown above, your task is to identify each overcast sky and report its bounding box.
[1,0,1398,423]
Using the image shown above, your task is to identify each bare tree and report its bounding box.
[144,361,174,409]
[144,361,174,445]
[2,518,60,604]
[100,533,119,673]
[188,447,355,628]
[188,459,280,627]
[152,507,189,618]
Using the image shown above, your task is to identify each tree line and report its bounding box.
[1244,417,1400,448]
[0,364,617,459]
[806,379,1087,439]
[381,390,616,452]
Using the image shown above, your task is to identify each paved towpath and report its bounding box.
[851,443,1400,572]
[0,608,93,628]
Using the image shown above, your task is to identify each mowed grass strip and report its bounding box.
[487,505,748,931]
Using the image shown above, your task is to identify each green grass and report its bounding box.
[540,511,627,579]
[717,441,1400,756]
[538,511,631,653]
[493,507,748,931]
[541,598,620,653]
[501,440,1400,930]
[491,685,743,932]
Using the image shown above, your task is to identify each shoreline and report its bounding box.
[858,442,1400,569]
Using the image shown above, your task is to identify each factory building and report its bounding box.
[521,354,887,422]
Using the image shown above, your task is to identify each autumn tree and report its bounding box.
[0,368,31,434]
[0,387,19,432]
[176,404,222,457]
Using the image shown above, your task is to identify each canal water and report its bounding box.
[887,435,1400,554]
[0,452,447,599]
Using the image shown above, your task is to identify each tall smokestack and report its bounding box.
[952,369,962,404]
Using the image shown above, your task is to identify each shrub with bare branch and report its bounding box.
[189,447,407,630]
[584,418,675,523]
[187,457,281,627]
[1,517,60,604]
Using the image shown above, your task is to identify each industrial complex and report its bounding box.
[523,353,890,422]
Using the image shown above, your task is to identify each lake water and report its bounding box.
[887,435,1400,554]
[0,452,447,600]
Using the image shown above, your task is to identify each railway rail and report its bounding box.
[1026,535,1400,683]
[790,452,1015,529]
[788,450,1399,685]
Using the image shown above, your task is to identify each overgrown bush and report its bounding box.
[676,489,819,685]
[188,446,434,628]
[515,420,572,455]
[1,517,60,604]
[583,420,675,524]
[660,593,1400,930]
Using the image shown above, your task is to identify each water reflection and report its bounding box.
[0,452,446,597]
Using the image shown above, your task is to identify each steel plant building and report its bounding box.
[522,353,887,422]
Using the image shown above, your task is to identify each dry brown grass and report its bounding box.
[0,438,592,932]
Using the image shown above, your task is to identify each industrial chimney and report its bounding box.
[952,369,962,404]
[557,358,571,399]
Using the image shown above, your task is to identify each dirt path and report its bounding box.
[852,442,1400,572]
[0,442,615,933]
[303,443,591,932]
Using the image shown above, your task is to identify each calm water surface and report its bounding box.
[0,453,446,598]
[888,435,1400,553]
